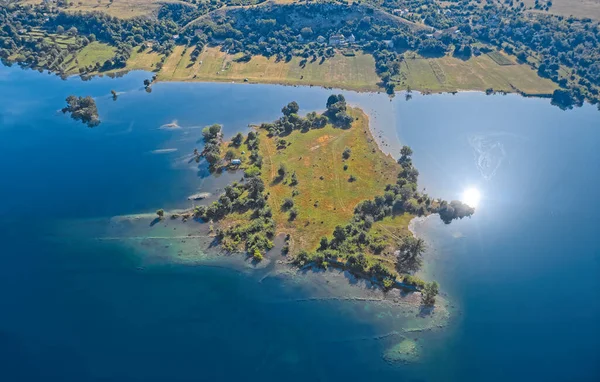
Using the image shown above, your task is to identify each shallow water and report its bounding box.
[0,65,599,381]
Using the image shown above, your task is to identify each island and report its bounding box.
[61,95,100,127]
[165,94,473,305]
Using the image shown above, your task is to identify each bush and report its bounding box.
[342,147,351,159]
[289,207,298,220]
[282,198,294,209]
[252,249,264,262]
[348,174,357,182]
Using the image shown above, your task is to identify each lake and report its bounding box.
[0,64,598,381]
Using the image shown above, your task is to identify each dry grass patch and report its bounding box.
[259,108,401,252]
[156,46,380,91]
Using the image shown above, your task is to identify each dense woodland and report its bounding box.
[1,0,599,106]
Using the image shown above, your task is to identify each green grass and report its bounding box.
[258,108,404,252]
[74,42,116,68]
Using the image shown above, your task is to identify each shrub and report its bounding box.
[348,174,357,182]
[342,147,351,159]
[252,249,264,262]
[282,198,294,209]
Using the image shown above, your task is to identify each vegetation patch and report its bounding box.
[61,95,100,127]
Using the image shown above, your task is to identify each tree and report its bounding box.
[277,163,287,178]
[281,101,299,116]
[288,207,298,220]
[333,225,346,242]
[400,145,413,157]
[342,147,351,159]
[396,236,425,273]
[282,198,294,209]
[290,171,298,186]
[225,149,235,161]
[422,281,439,306]
[319,237,329,250]
[156,209,164,218]
[232,132,244,147]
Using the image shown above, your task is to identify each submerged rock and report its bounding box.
[383,338,420,364]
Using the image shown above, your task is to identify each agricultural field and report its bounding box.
[258,108,403,252]
[522,0,600,20]
[153,46,556,95]
[21,0,172,18]
[399,53,557,95]
[156,46,381,91]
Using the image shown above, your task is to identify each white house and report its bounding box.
[316,35,326,43]
[329,34,346,46]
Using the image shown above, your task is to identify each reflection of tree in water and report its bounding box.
[468,134,506,180]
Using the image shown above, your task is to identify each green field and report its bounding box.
[74,42,116,69]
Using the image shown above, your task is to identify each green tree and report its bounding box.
[225,149,235,161]
[232,132,244,147]
[422,281,439,306]
[156,209,164,219]
[396,236,425,273]
[342,147,351,159]
[278,163,287,178]
[281,101,299,116]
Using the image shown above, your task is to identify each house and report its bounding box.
[316,35,326,43]
[347,34,356,43]
[296,34,304,42]
[383,40,394,48]
[329,34,346,46]
[231,159,242,165]
[172,34,180,40]
[258,36,266,43]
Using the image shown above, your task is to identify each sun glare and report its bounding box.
[462,188,481,208]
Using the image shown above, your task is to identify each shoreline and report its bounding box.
[66,66,556,100]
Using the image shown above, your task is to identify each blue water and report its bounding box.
[0,65,598,381]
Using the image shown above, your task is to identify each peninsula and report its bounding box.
[169,94,474,305]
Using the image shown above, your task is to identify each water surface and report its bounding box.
[0,65,598,381]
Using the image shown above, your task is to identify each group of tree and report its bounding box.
[61,95,100,127]
[199,124,223,168]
